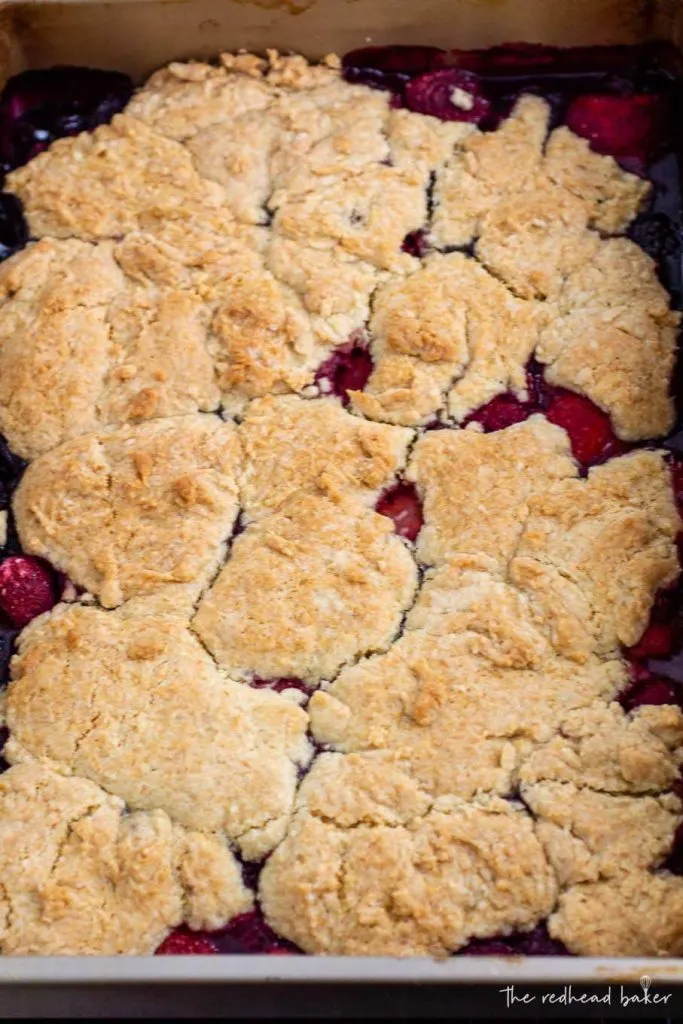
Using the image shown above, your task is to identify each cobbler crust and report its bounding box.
[0,761,252,955]
[193,491,418,685]
[4,602,311,861]
[239,394,413,521]
[259,753,557,957]
[0,50,681,957]
[14,415,241,608]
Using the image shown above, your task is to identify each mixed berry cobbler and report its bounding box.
[0,43,681,958]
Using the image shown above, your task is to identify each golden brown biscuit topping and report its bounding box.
[0,51,681,958]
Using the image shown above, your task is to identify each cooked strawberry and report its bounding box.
[465,393,531,432]
[376,483,424,542]
[626,622,676,661]
[621,677,681,711]
[565,92,663,159]
[156,928,219,955]
[212,910,300,954]
[0,555,57,627]
[404,69,491,124]
[544,389,626,467]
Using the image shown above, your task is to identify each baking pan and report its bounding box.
[0,0,681,990]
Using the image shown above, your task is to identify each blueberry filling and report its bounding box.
[0,66,133,174]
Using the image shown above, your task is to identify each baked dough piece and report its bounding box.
[387,108,476,183]
[6,115,229,241]
[544,127,652,235]
[14,415,241,608]
[519,702,683,795]
[430,95,649,251]
[0,234,238,459]
[0,238,123,459]
[205,262,327,416]
[239,394,412,521]
[259,753,557,956]
[430,95,550,249]
[351,251,544,426]
[522,782,681,886]
[269,80,392,206]
[5,602,311,860]
[266,236,379,347]
[549,872,683,956]
[511,450,680,659]
[272,163,426,273]
[537,238,679,441]
[407,416,577,570]
[309,586,624,800]
[193,492,417,685]
[0,761,252,955]
[126,59,273,141]
[474,185,601,301]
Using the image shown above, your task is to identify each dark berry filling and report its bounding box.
[250,677,311,696]
[315,338,373,406]
[342,46,444,100]
[459,923,569,957]
[156,910,302,956]
[0,724,9,775]
[0,438,25,511]
[376,482,424,542]
[662,822,683,874]
[401,228,428,257]
[0,66,133,174]
[0,193,27,263]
